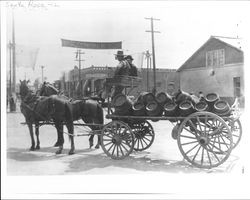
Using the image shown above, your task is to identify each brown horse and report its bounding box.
[39,82,104,149]
[19,80,75,154]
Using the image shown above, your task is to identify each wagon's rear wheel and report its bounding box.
[101,120,134,160]
[226,119,242,149]
[177,112,233,169]
[130,121,155,151]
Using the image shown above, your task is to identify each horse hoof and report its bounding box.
[95,145,99,149]
[68,151,75,155]
[55,150,62,154]
[35,146,40,150]
[29,147,35,151]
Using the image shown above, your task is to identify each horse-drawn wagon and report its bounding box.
[19,77,242,169]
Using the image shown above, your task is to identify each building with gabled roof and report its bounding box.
[177,36,244,106]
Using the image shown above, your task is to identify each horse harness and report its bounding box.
[21,95,53,125]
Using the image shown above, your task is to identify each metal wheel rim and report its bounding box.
[101,120,134,160]
[177,111,233,169]
[131,121,155,151]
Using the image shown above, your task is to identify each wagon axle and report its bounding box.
[112,135,122,145]
[199,136,209,145]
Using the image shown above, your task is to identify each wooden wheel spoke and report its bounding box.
[182,140,199,146]
[206,148,212,167]
[180,135,197,139]
[188,120,199,134]
[141,137,150,146]
[232,134,240,138]
[136,138,140,149]
[116,145,119,157]
[208,143,226,155]
[218,134,231,149]
[103,141,113,146]
[111,124,114,134]
[107,143,115,152]
[120,142,129,153]
[183,126,197,136]
[143,135,152,142]
[206,121,215,134]
[201,147,205,165]
[111,144,116,156]
[119,145,125,156]
[207,145,221,162]
[185,143,200,155]
[196,116,203,132]
[139,138,144,149]
[103,135,113,140]
[192,145,202,162]
[212,139,231,147]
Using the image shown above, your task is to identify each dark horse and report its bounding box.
[19,80,75,154]
[39,82,104,149]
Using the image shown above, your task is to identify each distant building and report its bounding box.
[57,65,179,98]
[177,36,244,106]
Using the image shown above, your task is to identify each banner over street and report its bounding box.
[61,39,122,49]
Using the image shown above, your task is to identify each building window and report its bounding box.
[233,77,241,97]
[206,49,225,67]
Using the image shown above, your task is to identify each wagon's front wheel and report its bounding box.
[177,112,233,169]
[101,120,134,160]
[131,121,155,151]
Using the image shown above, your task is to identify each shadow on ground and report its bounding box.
[7,147,236,174]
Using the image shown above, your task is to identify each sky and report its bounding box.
[3,1,249,83]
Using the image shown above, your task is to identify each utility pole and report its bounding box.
[41,66,45,83]
[12,11,16,96]
[145,50,151,92]
[75,49,85,97]
[9,41,12,98]
[145,17,160,95]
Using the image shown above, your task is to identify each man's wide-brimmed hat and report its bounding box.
[125,55,134,60]
[114,50,125,57]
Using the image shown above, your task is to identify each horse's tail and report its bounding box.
[64,102,74,141]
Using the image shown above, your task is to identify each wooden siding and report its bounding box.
[178,37,243,71]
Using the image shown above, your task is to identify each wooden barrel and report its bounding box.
[164,101,178,116]
[205,93,219,104]
[195,101,209,112]
[146,100,163,116]
[137,92,155,105]
[112,94,132,115]
[205,93,220,111]
[179,100,194,116]
[174,90,193,104]
[213,100,230,115]
[156,92,173,106]
[132,101,146,116]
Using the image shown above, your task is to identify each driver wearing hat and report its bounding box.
[112,51,138,98]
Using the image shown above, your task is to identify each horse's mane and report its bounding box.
[23,91,40,103]
[40,82,59,96]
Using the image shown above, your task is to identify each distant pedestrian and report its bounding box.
[9,95,15,112]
